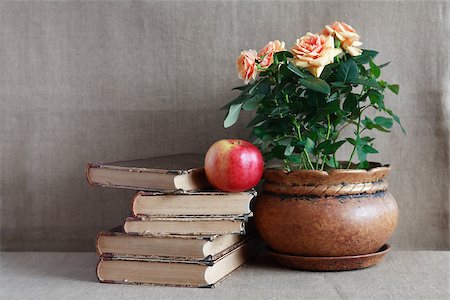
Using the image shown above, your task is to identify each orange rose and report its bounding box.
[236,49,258,84]
[258,40,286,68]
[291,33,342,77]
[322,21,362,56]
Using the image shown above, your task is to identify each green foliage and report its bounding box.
[337,59,358,82]
[222,49,403,170]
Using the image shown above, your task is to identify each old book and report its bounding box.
[96,235,261,287]
[123,216,253,235]
[85,153,210,192]
[96,227,254,260]
[132,190,256,217]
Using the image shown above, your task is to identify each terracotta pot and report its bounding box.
[254,165,398,257]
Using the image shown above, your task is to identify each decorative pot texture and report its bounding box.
[254,165,398,257]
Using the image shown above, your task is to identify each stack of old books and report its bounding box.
[85,153,259,287]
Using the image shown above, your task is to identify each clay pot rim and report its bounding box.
[263,162,391,186]
[265,162,390,177]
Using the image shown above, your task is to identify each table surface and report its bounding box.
[1,251,449,300]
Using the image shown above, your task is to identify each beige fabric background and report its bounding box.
[0,0,448,251]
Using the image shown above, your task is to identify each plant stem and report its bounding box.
[304,152,314,170]
[283,159,291,172]
[346,89,369,169]
[294,120,314,170]
[333,153,339,168]
[337,121,355,135]
[347,146,357,169]
[320,115,332,171]
[347,108,361,169]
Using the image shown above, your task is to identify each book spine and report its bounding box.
[99,254,215,266]
[95,259,102,283]
[95,232,103,256]
[125,215,253,222]
[128,215,252,221]
[131,191,142,217]
[85,163,94,185]
[96,258,212,287]
[123,217,251,236]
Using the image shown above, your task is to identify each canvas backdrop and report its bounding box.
[1,0,449,251]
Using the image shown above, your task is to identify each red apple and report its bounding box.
[204,139,264,192]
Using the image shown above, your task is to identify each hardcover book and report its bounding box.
[85,153,210,192]
[96,227,255,260]
[132,190,256,217]
[123,215,253,236]
[97,235,261,287]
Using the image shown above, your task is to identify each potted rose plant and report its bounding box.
[222,22,404,270]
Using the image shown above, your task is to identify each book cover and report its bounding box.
[96,235,261,288]
[132,189,256,217]
[96,226,255,260]
[123,215,254,236]
[85,153,210,192]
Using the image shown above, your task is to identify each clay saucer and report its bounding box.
[269,244,391,271]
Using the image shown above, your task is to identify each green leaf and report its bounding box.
[249,78,271,95]
[247,114,267,128]
[278,138,292,146]
[287,63,307,78]
[223,103,243,128]
[350,78,383,91]
[337,59,358,82]
[221,94,245,110]
[242,94,265,111]
[322,140,346,155]
[285,154,302,163]
[284,144,295,156]
[297,138,314,153]
[320,62,339,80]
[357,160,369,169]
[369,58,381,78]
[362,116,390,132]
[321,100,340,114]
[331,82,347,88]
[273,51,294,61]
[303,137,315,153]
[247,113,267,128]
[320,65,334,80]
[357,145,367,161]
[378,62,390,69]
[374,116,393,129]
[316,140,331,152]
[353,50,379,64]
[346,137,356,145]
[325,156,339,168]
[327,92,340,102]
[300,77,331,94]
[253,127,268,139]
[269,106,290,118]
[368,90,385,109]
[358,64,368,77]
[361,117,373,129]
[392,113,406,133]
[362,144,379,154]
[385,109,406,133]
[388,84,400,95]
[378,80,387,88]
[361,136,375,143]
[343,93,358,112]
[232,85,250,91]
